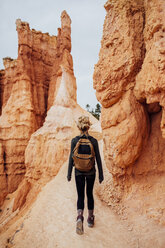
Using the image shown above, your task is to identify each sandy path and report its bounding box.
[0,160,138,248]
[1,140,165,248]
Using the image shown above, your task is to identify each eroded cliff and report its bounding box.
[94,0,165,225]
[0,11,100,209]
[0,14,59,206]
[0,11,101,213]
[0,2,165,247]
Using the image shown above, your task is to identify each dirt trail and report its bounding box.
[1,140,165,248]
[0,161,138,248]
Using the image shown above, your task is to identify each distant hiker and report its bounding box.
[67,115,104,235]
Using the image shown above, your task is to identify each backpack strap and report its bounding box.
[73,137,95,159]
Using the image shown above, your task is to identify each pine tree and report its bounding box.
[86,104,90,112]
[85,103,101,120]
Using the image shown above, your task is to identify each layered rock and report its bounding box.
[12,15,101,211]
[94,0,165,224]
[0,58,17,116]
[13,68,100,211]
[0,57,37,206]
[94,0,148,178]
[0,11,80,207]
[134,0,165,137]
[0,69,5,115]
[94,0,145,108]
[101,90,148,177]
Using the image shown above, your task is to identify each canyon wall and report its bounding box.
[0,16,58,206]
[0,11,99,208]
[94,0,165,224]
[12,66,100,211]
[0,12,100,211]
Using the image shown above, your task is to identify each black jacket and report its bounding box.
[67,134,104,182]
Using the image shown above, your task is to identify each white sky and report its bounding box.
[0,0,106,110]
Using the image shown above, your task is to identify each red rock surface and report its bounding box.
[0,11,89,207]
[0,2,165,247]
[11,12,100,212]
[94,0,165,226]
[134,0,165,137]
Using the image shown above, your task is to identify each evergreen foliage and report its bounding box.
[85,103,101,120]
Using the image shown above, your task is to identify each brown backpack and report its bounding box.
[72,138,95,172]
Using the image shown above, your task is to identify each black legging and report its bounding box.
[75,174,96,210]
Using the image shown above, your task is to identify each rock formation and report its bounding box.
[134,0,165,136]
[0,11,101,209]
[94,0,149,177]
[94,0,165,224]
[0,16,58,206]
[0,2,165,246]
[0,12,100,212]
[12,64,100,211]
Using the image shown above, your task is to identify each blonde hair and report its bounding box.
[77,116,91,132]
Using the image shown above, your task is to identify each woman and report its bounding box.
[67,115,104,235]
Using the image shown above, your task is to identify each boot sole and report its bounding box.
[87,216,94,228]
[88,223,94,228]
[76,220,84,235]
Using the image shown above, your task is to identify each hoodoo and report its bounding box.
[0,11,100,211]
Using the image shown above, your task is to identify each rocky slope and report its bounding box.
[1,144,165,248]
[94,0,165,225]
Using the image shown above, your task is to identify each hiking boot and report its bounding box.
[76,215,84,235]
[87,215,95,227]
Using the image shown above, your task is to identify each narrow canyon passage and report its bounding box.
[0,141,165,248]
[0,1,165,247]
[0,144,135,248]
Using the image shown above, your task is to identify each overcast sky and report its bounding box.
[0,0,106,110]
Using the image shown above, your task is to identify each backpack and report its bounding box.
[72,137,95,172]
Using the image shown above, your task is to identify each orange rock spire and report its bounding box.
[0,11,76,207]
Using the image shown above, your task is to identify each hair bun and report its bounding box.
[77,116,91,131]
